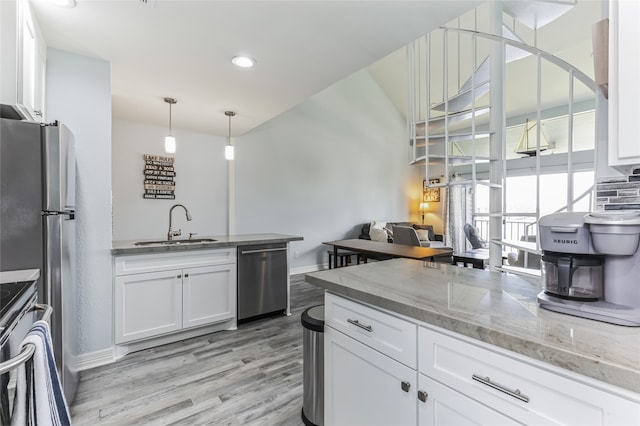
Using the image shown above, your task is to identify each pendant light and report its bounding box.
[225,111,236,160]
[164,97,177,154]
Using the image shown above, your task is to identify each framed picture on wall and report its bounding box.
[423,178,440,202]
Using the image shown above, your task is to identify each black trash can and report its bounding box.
[301,305,324,426]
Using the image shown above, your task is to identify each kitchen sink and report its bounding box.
[132,238,217,246]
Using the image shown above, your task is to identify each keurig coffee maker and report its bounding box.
[537,211,640,326]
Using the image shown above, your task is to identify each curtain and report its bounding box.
[447,178,473,254]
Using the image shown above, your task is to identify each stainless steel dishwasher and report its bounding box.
[237,243,288,321]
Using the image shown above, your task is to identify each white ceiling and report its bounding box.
[368,0,604,122]
[30,0,481,137]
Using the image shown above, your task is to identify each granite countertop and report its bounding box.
[112,233,303,255]
[306,258,640,394]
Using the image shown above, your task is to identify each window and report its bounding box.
[475,170,594,242]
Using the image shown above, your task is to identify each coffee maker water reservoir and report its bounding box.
[541,252,604,300]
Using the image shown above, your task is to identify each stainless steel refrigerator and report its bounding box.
[0,115,78,403]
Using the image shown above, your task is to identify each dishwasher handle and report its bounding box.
[240,247,287,255]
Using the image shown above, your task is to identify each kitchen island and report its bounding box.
[307,259,640,425]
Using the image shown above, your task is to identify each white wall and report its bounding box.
[98,61,414,360]
[46,49,112,355]
[111,68,415,273]
[235,69,414,270]
[112,120,228,240]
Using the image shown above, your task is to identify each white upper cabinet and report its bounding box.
[1,0,46,121]
[608,0,640,171]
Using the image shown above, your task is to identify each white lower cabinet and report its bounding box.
[417,374,520,426]
[418,326,640,426]
[324,293,640,426]
[182,264,235,328]
[115,269,182,343]
[114,250,236,344]
[324,326,416,426]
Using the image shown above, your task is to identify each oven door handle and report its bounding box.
[32,303,52,322]
[0,304,53,375]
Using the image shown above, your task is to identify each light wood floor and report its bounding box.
[71,274,325,425]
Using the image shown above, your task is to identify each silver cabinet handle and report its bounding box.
[401,381,411,392]
[472,375,529,403]
[240,248,287,255]
[417,390,428,402]
[347,318,372,332]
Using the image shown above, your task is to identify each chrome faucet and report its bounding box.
[167,204,192,240]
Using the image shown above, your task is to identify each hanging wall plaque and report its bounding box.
[423,178,441,202]
[143,154,175,199]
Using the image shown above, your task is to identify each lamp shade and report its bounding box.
[225,110,236,160]
[225,145,234,160]
[165,135,176,154]
[419,202,430,213]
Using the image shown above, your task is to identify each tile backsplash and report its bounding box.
[595,173,640,211]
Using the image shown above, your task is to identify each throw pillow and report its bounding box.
[413,224,435,241]
[369,221,389,243]
[383,223,394,239]
[415,229,430,241]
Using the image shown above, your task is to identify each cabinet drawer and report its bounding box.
[115,249,236,275]
[419,326,640,426]
[325,292,416,369]
[418,373,521,426]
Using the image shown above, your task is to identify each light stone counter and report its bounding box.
[112,233,303,255]
[0,269,40,283]
[306,258,640,394]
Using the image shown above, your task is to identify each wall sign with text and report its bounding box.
[423,178,441,202]
[143,154,175,199]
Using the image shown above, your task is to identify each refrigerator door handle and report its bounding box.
[42,210,75,219]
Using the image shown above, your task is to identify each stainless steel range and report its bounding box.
[0,272,39,424]
[0,281,37,339]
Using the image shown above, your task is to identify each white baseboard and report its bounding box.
[75,347,116,371]
[76,320,238,371]
[75,266,326,371]
[291,264,327,275]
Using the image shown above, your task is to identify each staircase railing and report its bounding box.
[408,20,599,274]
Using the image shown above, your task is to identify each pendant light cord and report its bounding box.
[164,97,177,136]
[225,111,236,145]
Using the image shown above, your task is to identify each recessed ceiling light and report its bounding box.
[231,56,256,68]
